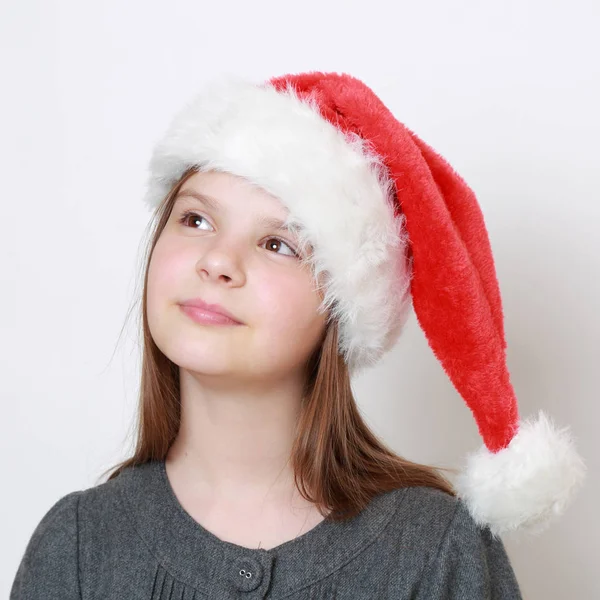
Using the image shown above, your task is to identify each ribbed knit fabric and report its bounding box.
[10,459,523,599]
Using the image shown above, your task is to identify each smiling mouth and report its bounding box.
[179,304,244,326]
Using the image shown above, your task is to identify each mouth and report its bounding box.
[179,302,244,326]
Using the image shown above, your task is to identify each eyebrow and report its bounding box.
[175,189,294,233]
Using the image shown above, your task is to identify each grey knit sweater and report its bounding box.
[10,459,523,599]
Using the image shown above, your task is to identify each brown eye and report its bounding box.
[178,210,211,230]
[263,237,297,257]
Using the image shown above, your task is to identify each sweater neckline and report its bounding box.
[158,458,332,553]
[116,458,407,597]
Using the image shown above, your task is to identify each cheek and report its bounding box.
[252,273,327,373]
[147,239,190,315]
[254,270,325,341]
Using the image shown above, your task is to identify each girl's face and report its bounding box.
[147,170,328,384]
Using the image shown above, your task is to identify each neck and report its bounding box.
[166,367,305,502]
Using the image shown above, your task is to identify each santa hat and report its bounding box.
[142,71,586,537]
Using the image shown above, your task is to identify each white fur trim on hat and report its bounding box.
[142,74,413,375]
[454,410,587,537]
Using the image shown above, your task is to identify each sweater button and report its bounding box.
[233,557,263,592]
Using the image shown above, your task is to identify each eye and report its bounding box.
[177,210,300,258]
[178,210,212,231]
[262,237,298,257]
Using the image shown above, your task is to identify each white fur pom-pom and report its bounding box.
[454,409,587,537]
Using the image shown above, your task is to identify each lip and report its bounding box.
[179,298,244,325]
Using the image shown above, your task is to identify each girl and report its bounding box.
[11,71,586,599]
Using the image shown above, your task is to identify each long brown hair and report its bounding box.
[99,166,457,521]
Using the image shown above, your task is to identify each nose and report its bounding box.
[195,237,245,285]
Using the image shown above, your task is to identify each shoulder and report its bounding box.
[386,484,501,539]
[13,472,124,555]
[13,471,129,563]
[11,471,134,599]
[396,486,509,553]
[382,485,463,542]
[11,490,84,599]
[382,486,523,598]
[17,489,85,557]
[380,485,509,563]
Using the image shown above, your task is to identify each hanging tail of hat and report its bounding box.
[403,130,587,537]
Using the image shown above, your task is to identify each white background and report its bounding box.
[1,1,598,597]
